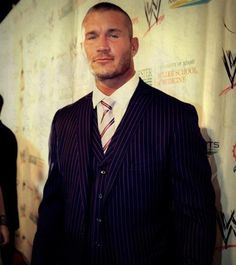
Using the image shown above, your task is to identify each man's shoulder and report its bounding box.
[138,80,198,127]
[57,92,92,112]
[139,79,192,109]
[52,92,93,122]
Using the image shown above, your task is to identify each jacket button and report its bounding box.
[96,218,102,223]
[100,170,106,175]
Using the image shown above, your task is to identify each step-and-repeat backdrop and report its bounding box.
[0,0,235,264]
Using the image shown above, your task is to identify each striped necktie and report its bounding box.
[100,98,115,153]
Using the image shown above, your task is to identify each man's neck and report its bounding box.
[95,71,136,96]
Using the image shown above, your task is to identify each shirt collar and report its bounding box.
[92,73,139,109]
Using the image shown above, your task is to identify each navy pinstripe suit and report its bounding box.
[31,79,216,265]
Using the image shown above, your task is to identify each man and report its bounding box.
[31,2,216,265]
[0,94,19,265]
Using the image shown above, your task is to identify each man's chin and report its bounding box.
[93,72,117,81]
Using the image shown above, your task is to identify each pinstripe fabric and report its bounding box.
[31,79,216,265]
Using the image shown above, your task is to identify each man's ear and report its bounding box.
[131,37,139,57]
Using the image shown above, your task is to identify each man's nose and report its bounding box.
[96,36,110,51]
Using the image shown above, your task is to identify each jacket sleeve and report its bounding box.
[170,103,216,265]
[31,113,64,265]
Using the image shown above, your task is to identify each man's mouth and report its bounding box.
[94,56,114,63]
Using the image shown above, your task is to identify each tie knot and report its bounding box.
[101,98,115,111]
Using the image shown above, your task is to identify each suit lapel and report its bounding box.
[75,93,94,211]
[103,80,153,201]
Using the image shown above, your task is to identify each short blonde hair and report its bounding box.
[82,2,133,38]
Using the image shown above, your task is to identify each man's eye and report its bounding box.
[86,35,97,40]
[110,34,119,38]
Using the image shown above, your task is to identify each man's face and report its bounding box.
[82,10,138,81]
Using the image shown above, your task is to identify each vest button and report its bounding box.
[95,242,102,248]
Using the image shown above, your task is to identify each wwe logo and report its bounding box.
[217,210,236,248]
[222,50,236,89]
[144,0,161,30]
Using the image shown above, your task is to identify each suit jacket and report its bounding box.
[0,120,19,231]
[31,79,216,265]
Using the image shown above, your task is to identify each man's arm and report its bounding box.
[31,115,64,265]
[170,104,216,265]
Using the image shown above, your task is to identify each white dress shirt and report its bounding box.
[92,73,139,134]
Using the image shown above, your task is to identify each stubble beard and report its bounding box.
[91,52,132,81]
